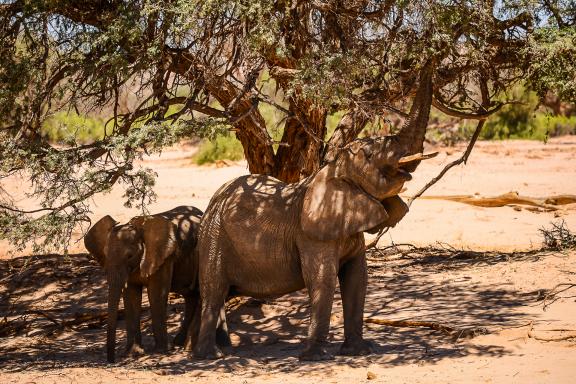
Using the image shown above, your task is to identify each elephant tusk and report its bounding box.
[398,151,439,165]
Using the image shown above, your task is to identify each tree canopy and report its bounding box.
[1,0,575,252]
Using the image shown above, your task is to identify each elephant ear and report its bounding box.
[140,216,178,278]
[84,215,116,267]
[365,195,409,234]
[301,176,389,241]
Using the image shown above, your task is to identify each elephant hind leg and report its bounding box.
[215,306,231,347]
[194,247,229,359]
[193,292,228,359]
[183,294,230,352]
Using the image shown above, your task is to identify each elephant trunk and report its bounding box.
[106,272,126,363]
[395,62,434,172]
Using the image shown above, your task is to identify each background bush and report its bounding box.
[477,87,576,141]
[41,112,107,144]
[193,134,245,165]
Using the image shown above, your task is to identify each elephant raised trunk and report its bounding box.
[395,62,434,172]
[106,271,126,363]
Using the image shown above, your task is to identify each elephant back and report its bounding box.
[157,205,203,255]
[157,205,203,293]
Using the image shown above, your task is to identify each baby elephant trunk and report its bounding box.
[106,272,126,363]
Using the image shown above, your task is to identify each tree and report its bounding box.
[1,0,575,252]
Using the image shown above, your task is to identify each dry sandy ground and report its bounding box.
[1,137,576,383]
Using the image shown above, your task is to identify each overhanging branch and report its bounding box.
[432,98,503,120]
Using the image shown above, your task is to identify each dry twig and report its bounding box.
[367,121,484,250]
[407,120,485,207]
[0,315,29,337]
[0,310,126,337]
[541,283,576,311]
[540,221,576,250]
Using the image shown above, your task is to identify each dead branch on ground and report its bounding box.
[0,315,30,337]
[418,192,576,211]
[0,310,126,337]
[540,220,576,250]
[541,283,576,311]
[527,322,576,342]
[528,331,576,342]
[365,317,489,340]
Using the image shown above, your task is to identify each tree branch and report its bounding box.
[407,120,485,206]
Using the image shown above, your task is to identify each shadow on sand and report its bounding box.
[0,246,550,377]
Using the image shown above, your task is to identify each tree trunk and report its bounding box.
[273,100,327,182]
[207,81,276,176]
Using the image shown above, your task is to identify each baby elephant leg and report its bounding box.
[174,293,196,348]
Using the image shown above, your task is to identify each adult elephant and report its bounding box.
[84,206,229,363]
[194,65,434,361]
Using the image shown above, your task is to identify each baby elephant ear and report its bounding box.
[301,177,389,241]
[84,215,116,267]
[140,216,178,278]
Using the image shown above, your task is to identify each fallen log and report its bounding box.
[528,331,576,342]
[365,317,489,339]
[416,192,576,211]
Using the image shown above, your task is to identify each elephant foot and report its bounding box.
[125,344,145,357]
[193,344,224,360]
[299,343,334,361]
[338,338,376,356]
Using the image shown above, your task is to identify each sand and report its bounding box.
[1,137,575,383]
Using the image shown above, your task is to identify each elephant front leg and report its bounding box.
[300,254,338,361]
[337,253,374,356]
[123,283,144,356]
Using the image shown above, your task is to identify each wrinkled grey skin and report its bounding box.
[84,206,229,363]
[194,65,433,361]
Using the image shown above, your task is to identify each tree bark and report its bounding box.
[209,81,276,176]
[273,99,327,182]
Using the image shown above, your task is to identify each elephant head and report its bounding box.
[84,215,178,363]
[301,63,433,241]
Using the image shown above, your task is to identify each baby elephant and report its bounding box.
[84,206,229,363]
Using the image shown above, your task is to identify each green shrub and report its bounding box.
[41,112,107,144]
[460,86,576,141]
[193,134,245,165]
